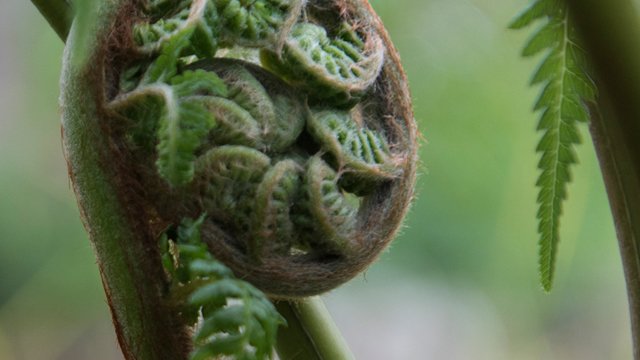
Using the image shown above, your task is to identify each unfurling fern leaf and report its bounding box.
[511,0,597,291]
[134,0,219,57]
[260,22,385,107]
[294,156,359,255]
[156,99,216,186]
[251,159,303,260]
[307,109,400,195]
[191,60,306,153]
[161,215,285,360]
[194,145,272,230]
[213,0,303,48]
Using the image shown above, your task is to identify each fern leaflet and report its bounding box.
[160,215,285,360]
[510,0,596,291]
[156,98,216,186]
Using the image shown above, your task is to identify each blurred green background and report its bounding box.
[0,0,631,359]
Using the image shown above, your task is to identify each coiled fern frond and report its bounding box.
[294,156,359,255]
[261,21,385,107]
[60,0,416,357]
[511,0,597,291]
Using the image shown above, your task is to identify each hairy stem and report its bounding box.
[564,0,640,357]
[275,297,355,360]
[62,8,192,358]
[30,0,73,40]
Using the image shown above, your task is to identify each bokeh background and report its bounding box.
[0,0,631,359]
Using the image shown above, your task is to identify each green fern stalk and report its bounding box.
[275,298,356,360]
[510,0,596,291]
[562,0,640,356]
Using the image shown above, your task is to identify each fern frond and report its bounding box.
[171,69,229,98]
[156,98,216,186]
[141,26,195,85]
[511,1,596,291]
[163,215,285,360]
[144,49,229,187]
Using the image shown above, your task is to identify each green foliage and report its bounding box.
[307,109,399,195]
[141,27,195,85]
[135,0,301,55]
[156,69,228,185]
[510,0,596,291]
[294,156,358,255]
[170,69,228,97]
[110,0,405,308]
[134,0,219,57]
[213,0,302,48]
[156,98,216,186]
[115,30,230,187]
[161,215,285,360]
[195,145,272,229]
[251,160,302,259]
[260,22,385,107]
[195,63,305,153]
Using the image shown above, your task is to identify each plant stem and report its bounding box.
[275,297,355,360]
[61,2,192,358]
[30,0,73,41]
[564,0,640,358]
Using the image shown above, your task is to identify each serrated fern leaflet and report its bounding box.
[160,215,285,360]
[510,0,596,291]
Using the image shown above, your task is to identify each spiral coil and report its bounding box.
[108,0,414,301]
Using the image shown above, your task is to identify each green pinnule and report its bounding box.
[260,21,385,107]
[160,216,285,360]
[294,156,358,255]
[307,109,400,195]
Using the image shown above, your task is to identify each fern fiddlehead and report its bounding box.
[511,0,597,291]
[60,0,417,358]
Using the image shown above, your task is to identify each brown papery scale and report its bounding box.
[61,0,417,355]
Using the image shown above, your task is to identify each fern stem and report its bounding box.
[62,9,192,358]
[564,0,640,357]
[275,297,355,360]
[30,0,73,41]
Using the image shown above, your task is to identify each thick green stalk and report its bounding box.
[275,297,355,360]
[61,2,191,359]
[30,0,73,40]
[564,0,640,357]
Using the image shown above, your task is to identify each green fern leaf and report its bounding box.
[512,1,596,291]
[170,69,229,98]
[156,97,216,186]
[509,0,559,30]
[163,216,285,360]
[142,26,195,85]
[154,70,228,187]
